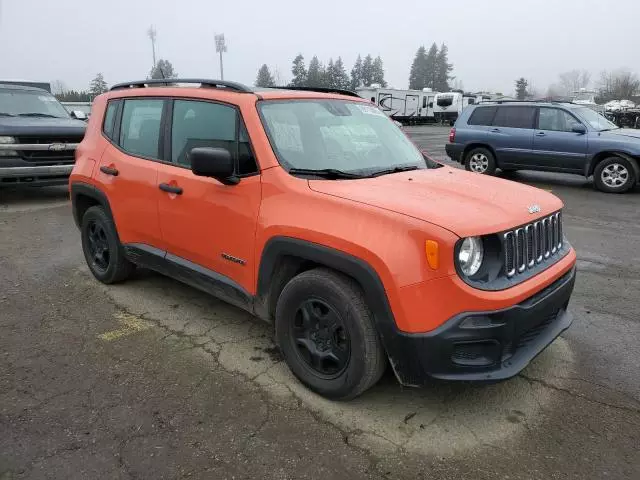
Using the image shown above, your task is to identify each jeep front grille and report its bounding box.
[503,212,563,278]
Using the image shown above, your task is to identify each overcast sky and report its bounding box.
[1,0,638,95]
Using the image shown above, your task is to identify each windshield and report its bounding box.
[437,96,454,107]
[0,88,71,118]
[573,107,618,131]
[258,100,427,175]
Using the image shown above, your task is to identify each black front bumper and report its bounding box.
[386,267,576,386]
[445,143,464,163]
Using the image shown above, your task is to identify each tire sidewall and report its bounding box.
[465,148,496,175]
[594,157,637,193]
[275,276,370,399]
[81,207,122,283]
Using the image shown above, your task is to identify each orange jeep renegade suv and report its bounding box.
[70,79,577,400]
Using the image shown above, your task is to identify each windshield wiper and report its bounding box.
[367,165,420,178]
[288,168,367,179]
[17,113,60,118]
[0,112,15,117]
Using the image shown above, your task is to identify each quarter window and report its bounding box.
[538,108,581,132]
[119,99,163,159]
[171,100,258,175]
[102,100,119,140]
[492,106,536,129]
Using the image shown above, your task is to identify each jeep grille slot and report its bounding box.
[503,212,563,278]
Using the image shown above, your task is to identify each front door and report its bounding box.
[156,99,262,294]
[532,107,588,172]
[98,98,165,249]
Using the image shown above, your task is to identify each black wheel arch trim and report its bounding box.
[70,182,114,229]
[255,236,415,382]
[585,151,640,181]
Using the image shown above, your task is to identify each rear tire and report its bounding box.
[275,268,386,400]
[593,156,636,193]
[465,147,497,175]
[81,206,134,284]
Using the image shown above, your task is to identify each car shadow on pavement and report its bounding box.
[0,186,70,212]
[98,267,577,458]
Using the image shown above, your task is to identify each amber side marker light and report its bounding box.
[425,240,439,270]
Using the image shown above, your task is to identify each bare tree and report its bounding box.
[597,69,640,102]
[558,69,591,95]
[51,80,67,95]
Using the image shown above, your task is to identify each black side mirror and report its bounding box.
[189,147,239,185]
[571,123,587,134]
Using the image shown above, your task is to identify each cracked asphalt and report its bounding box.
[1,126,639,479]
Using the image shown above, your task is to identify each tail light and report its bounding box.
[449,127,456,143]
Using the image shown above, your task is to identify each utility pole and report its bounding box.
[215,34,227,80]
[147,25,157,68]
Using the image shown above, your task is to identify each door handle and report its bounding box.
[535,132,546,136]
[159,183,183,195]
[490,128,501,133]
[100,165,119,176]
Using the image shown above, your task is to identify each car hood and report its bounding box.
[0,116,86,137]
[599,128,640,140]
[308,167,563,237]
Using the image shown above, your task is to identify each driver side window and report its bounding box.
[171,100,258,175]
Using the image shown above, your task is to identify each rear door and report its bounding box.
[532,107,588,172]
[487,106,536,167]
[98,97,165,249]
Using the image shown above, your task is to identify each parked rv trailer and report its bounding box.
[433,92,480,125]
[356,87,437,124]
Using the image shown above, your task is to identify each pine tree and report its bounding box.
[434,43,453,92]
[333,57,350,89]
[307,56,324,87]
[149,59,177,80]
[255,64,275,87]
[361,54,374,87]
[89,73,108,96]
[290,54,307,87]
[325,59,336,88]
[515,78,529,100]
[350,55,363,90]
[372,56,387,87]
[409,46,427,90]
[425,43,439,90]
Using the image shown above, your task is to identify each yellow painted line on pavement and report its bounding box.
[98,312,150,341]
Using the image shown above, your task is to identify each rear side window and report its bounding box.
[468,106,496,126]
[102,100,119,140]
[119,99,163,159]
[171,99,258,175]
[492,106,536,129]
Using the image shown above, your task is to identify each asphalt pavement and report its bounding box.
[1,125,639,479]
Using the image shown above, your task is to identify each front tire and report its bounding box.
[81,206,134,284]
[275,268,386,400]
[465,147,497,175]
[593,156,637,193]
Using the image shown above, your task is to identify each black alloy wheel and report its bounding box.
[290,298,351,378]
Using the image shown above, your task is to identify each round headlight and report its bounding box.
[458,237,484,276]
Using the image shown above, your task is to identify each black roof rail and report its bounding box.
[479,99,579,105]
[109,78,253,93]
[268,86,360,98]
